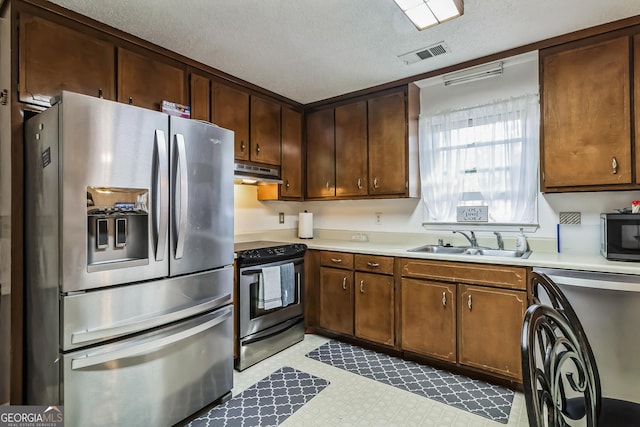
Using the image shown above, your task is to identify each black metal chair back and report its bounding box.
[523,272,640,427]
[529,272,603,413]
[521,303,598,426]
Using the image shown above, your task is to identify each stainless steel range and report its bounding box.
[234,241,307,370]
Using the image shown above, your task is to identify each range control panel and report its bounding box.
[235,242,308,267]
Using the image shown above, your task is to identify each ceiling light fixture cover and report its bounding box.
[394,0,464,30]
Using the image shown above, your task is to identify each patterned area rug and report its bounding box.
[306,340,514,424]
[186,366,329,427]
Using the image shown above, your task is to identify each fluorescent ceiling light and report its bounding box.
[443,62,504,86]
[394,0,463,30]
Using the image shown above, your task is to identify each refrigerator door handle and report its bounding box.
[155,129,169,261]
[174,133,188,259]
[70,293,232,345]
[71,306,233,370]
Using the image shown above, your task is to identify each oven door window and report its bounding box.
[249,268,300,319]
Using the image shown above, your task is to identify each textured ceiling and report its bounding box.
[47,0,640,104]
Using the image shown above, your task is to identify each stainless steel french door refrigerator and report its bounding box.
[24,91,234,426]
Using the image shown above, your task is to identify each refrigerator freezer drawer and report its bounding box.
[62,266,233,350]
[62,306,233,427]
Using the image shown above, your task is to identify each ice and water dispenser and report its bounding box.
[87,186,149,272]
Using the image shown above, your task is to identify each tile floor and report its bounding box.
[231,334,530,427]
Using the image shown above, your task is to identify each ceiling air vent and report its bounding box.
[398,42,449,65]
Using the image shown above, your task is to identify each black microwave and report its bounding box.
[600,213,640,261]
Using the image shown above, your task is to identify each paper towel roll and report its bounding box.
[298,211,313,239]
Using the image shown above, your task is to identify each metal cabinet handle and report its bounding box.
[285,180,290,189]
[256,143,261,154]
[468,294,472,310]
[366,262,380,268]
[326,181,330,190]
[240,141,246,152]
[357,178,362,189]
[612,157,618,174]
[360,280,364,293]
[330,258,342,264]
[128,96,133,105]
[373,177,379,189]
[442,291,447,307]
[342,277,347,290]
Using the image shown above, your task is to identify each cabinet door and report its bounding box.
[19,13,115,105]
[635,34,640,184]
[355,272,394,346]
[281,107,303,199]
[118,48,186,111]
[542,36,631,188]
[212,83,250,161]
[190,73,210,121]
[319,267,353,335]
[250,96,281,165]
[306,109,335,198]
[335,101,368,196]
[368,91,407,195]
[458,285,527,381]
[401,278,456,362]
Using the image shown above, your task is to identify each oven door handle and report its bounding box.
[240,259,303,276]
[71,293,232,345]
[241,316,302,346]
[71,306,232,370]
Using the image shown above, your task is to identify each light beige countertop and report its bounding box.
[235,229,640,286]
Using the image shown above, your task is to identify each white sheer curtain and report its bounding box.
[419,94,539,224]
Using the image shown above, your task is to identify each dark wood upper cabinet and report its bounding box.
[250,96,281,166]
[281,107,303,199]
[541,35,632,190]
[189,73,210,121]
[212,82,250,161]
[335,101,368,197]
[18,13,116,105]
[368,91,407,195]
[306,108,335,198]
[304,85,418,200]
[118,47,186,111]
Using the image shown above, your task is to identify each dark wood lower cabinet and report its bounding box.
[313,252,529,383]
[401,278,457,363]
[458,284,527,381]
[319,267,354,335]
[354,272,394,346]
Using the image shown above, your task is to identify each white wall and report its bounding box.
[235,50,640,255]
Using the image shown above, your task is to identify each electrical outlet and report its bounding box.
[375,212,383,225]
[278,212,285,224]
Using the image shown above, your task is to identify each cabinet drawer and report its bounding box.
[355,254,394,275]
[401,258,527,291]
[320,252,354,269]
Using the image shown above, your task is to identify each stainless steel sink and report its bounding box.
[407,244,468,254]
[408,245,532,259]
[464,248,532,259]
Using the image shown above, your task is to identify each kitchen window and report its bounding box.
[419,94,539,224]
